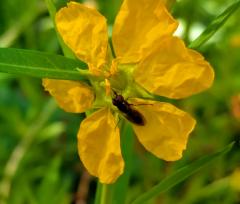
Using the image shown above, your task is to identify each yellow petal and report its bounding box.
[56,2,108,71]
[230,169,240,191]
[112,0,178,63]
[77,108,124,183]
[131,99,196,161]
[134,36,214,99]
[42,79,94,113]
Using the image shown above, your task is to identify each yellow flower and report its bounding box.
[230,168,240,192]
[43,0,214,183]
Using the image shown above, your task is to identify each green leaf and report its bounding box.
[131,142,234,204]
[189,0,240,49]
[0,48,90,81]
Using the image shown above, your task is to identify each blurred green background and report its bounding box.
[0,0,240,203]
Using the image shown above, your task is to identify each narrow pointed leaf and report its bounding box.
[189,0,240,49]
[0,48,89,80]
[131,143,234,204]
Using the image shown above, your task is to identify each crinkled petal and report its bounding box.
[56,2,108,70]
[131,99,196,161]
[112,0,178,63]
[77,108,124,183]
[134,37,214,99]
[42,79,94,113]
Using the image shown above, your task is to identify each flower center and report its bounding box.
[91,58,150,110]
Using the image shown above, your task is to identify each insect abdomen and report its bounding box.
[112,91,145,126]
[125,109,145,126]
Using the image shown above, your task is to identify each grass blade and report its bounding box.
[131,143,234,204]
[189,0,240,49]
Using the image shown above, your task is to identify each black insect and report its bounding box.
[112,90,145,126]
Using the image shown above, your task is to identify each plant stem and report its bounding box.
[94,181,102,204]
[112,121,134,204]
[100,184,111,204]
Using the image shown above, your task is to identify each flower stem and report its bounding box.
[112,121,134,204]
[100,184,112,204]
[94,182,112,204]
[95,122,134,204]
